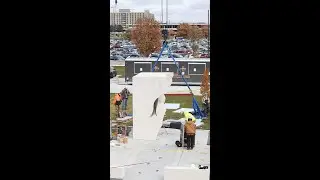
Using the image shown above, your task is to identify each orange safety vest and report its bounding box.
[113,94,122,104]
[185,121,196,135]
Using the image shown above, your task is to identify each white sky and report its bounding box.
[110,0,210,23]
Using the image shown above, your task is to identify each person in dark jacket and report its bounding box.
[120,88,130,111]
[201,94,210,117]
[184,118,196,150]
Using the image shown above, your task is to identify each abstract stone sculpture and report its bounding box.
[132,72,173,140]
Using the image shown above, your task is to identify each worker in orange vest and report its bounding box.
[113,93,122,117]
[184,118,196,150]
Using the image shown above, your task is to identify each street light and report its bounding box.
[166,0,168,24]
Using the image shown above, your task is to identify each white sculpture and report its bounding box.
[132,72,173,140]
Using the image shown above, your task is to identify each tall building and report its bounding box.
[110,9,155,29]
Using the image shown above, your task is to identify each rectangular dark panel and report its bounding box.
[134,62,152,74]
[161,62,178,73]
[188,63,206,75]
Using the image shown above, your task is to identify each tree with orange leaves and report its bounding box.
[200,68,210,99]
[168,29,176,38]
[200,68,210,117]
[188,26,203,56]
[176,23,191,38]
[189,26,203,42]
[131,18,162,57]
[201,26,209,39]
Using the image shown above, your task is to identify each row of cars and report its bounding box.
[110,38,210,60]
[110,40,139,60]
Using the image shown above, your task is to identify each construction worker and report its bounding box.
[182,111,196,123]
[184,118,196,150]
[202,93,210,116]
[120,88,130,111]
[182,111,196,148]
[113,93,122,117]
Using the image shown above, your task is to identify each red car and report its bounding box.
[199,54,209,58]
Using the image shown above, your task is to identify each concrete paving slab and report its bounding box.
[164,103,180,109]
[110,81,201,95]
[116,116,132,121]
[110,128,210,180]
[110,60,125,66]
[164,166,210,180]
[173,108,195,113]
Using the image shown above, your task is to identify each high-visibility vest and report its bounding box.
[113,94,121,104]
[115,94,121,101]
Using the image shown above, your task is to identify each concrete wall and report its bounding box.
[125,60,210,85]
[132,72,173,140]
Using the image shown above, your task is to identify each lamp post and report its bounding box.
[161,0,163,24]
[166,0,168,24]
[112,0,117,32]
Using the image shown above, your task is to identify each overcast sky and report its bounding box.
[110,0,210,23]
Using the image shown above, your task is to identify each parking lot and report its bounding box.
[110,38,210,61]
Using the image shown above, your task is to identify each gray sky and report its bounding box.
[110,0,210,23]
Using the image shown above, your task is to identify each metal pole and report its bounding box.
[161,0,163,24]
[166,0,168,24]
[114,7,115,30]
[112,6,115,32]
[114,4,117,25]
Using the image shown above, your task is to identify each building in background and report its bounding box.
[159,23,209,36]
[110,9,155,29]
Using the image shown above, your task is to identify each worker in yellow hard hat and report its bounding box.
[181,111,196,149]
[182,111,196,123]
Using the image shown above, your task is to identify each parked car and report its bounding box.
[110,55,125,61]
[149,53,160,58]
[127,53,140,58]
[169,53,183,58]
[110,66,117,78]
[122,54,130,59]
[199,54,209,58]
[174,50,189,56]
